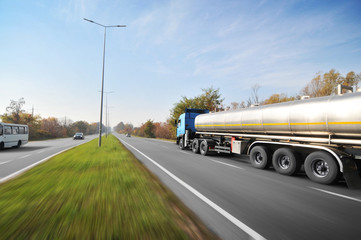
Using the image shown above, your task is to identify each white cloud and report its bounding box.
[55,0,100,22]
[130,0,194,46]
[149,60,172,75]
[132,10,158,37]
[179,0,360,95]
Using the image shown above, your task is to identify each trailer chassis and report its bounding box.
[178,131,361,189]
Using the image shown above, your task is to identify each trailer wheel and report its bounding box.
[272,148,300,176]
[192,139,199,153]
[0,142,4,150]
[179,138,185,150]
[304,151,339,185]
[199,140,209,156]
[249,146,271,169]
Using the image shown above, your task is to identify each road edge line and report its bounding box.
[309,187,361,203]
[118,137,266,240]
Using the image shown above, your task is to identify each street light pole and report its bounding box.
[107,106,114,135]
[104,91,114,137]
[84,18,126,147]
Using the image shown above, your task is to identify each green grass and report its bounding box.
[0,135,217,239]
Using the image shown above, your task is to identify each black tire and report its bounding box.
[192,139,199,153]
[304,151,339,185]
[16,140,22,148]
[272,148,301,176]
[0,142,4,150]
[199,140,208,156]
[179,138,185,150]
[249,146,271,169]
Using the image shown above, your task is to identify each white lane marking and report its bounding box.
[0,143,86,184]
[177,150,194,156]
[309,187,361,203]
[119,139,266,240]
[211,160,244,170]
[0,161,12,165]
[19,154,32,159]
[177,150,244,170]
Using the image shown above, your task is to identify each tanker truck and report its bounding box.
[176,86,361,188]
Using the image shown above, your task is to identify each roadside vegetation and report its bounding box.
[0,135,218,239]
[0,98,104,141]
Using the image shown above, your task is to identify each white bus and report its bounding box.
[0,122,29,149]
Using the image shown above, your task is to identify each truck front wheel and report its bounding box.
[304,151,339,185]
[199,140,209,156]
[272,148,301,176]
[179,138,185,150]
[249,146,271,169]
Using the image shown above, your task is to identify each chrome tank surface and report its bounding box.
[195,92,361,138]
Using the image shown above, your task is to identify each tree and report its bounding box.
[230,102,240,110]
[22,113,42,140]
[301,73,323,98]
[71,121,88,135]
[132,126,143,137]
[1,98,47,140]
[229,101,246,110]
[113,122,133,134]
[41,117,64,138]
[199,87,224,111]
[344,71,361,88]
[170,96,199,125]
[170,87,223,126]
[301,69,360,98]
[4,98,26,123]
[124,123,134,134]
[154,122,172,139]
[114,121,125,133]
[87,123,98,135]
[248,84,261,106]
[322,69,342,95]
[263,93,296,105]
[169,87,224,139]
[1,98,103,140]
[144,119,155,138]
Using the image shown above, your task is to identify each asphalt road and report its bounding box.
[0,135,97,183]
[114,133,361,240]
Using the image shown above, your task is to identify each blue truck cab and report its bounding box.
[176,108,209,148]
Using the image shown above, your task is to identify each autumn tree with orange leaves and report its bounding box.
[1,98,99,140]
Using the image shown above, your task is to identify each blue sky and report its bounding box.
[1,0,360,127]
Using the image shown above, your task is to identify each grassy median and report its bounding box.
[0,135,218,239]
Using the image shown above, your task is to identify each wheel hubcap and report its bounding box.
[201,143,207,153]
[312,160,329,177]
[279,155,290,169]
[255,152,263,164]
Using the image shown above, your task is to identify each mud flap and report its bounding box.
[341,157,361,189]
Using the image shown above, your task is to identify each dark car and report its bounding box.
[126,133,131,137]
[73,132,84,140]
